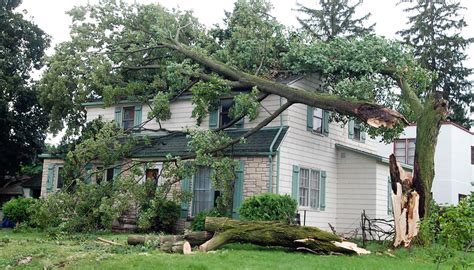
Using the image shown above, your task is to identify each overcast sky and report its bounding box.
[17,0,474,142]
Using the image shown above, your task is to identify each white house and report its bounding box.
[40,76,399,234]
[378,122,474,205]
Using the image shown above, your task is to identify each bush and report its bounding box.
[2,197,36,224]
[191,209,222,231]
[238,193,297,223]
[138,198,181,234]
[30,178,137,233]
[419,192,473,251]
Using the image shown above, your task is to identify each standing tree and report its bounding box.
[0,0,50,189]
[39,0,444,246]
[296,0,375,40]
[398,0,473,128]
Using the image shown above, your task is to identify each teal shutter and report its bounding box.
[322,110,329,136]
[113,165,121,179]
[348,119,355,139]
[306,106,314,131]
[134,105,142,130]
[387,176,393,215]
[84,163,93,184]
[292,165,300,201]
[319,171,326,211]
[235,117,244,128]
[46,164,55,192]
[180,177,190,218]
[209,109,218,129]
[114,107,122,127]
[232,160,245,219]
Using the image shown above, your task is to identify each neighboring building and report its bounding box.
[39,76,402,234]
[378,122,474,205]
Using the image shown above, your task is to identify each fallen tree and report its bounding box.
[127,231,212,254]
[199,217,370,255]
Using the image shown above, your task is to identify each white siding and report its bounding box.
[377,123,474,205]
[84,94,288,132]
[336,150,377,233]
[277,78,381,231]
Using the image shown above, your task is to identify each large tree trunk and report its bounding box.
[127,231,213,247]
[412,96,445,219]
[199,217,370,255]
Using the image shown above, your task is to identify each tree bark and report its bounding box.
[199,217,370,255]
[127,231,213,247]
[160,41,407,128]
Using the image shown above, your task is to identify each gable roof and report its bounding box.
[131,126,288,158]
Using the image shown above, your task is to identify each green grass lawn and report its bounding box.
[0,229,471,269]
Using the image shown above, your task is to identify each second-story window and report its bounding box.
[353,122,362,141]
[122,106,135,130]
[313,108,323,133]
[219,99,233,128]
[394,139,416,165]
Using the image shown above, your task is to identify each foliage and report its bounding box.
[296,0,374,41]
[0,0,49,179]
[137,197,180,234]
[191,209,223,231]
[239,193,297,223]
[398,0,473,128]
[2,197,36,224]
[29,178,138,233]
[419,193,473,251]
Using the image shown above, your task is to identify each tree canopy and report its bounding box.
[0,0,50,181]
[296,0,375,41]
[399,0,473,128]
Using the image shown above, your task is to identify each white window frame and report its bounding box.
[313,108,323,134]
[299,167,321,209]
[394,138,416,165]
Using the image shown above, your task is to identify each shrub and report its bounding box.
[138,198,180,234]
[2,197,36,224]
[191,209,222,231]
[419,192,473,251]
[238,193,297,223]
[30,178,137,233]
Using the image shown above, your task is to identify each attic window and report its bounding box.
[353,122,362,141]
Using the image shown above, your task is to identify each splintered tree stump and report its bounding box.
[389,154,420,247]
[199,217,370,255]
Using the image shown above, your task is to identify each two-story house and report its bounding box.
[378,122,474,205]
[40,76,403,234]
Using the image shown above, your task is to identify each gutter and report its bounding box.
[268,96,284,193]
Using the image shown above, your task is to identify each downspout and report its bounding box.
[268,96,284,193]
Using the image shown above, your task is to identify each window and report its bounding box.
[458,193,467,203]
[192,167,215,215]
[313,108,323,133]
[57,167,64,189]
[219,99,234,128]
[353,122,361,141]
[106,168,114,182]
[471,146,474,165]
[299,168,320,208]
[146,169,160,185]
[394,139,416,165]
[122,106,135,130]
[96,166,104,184]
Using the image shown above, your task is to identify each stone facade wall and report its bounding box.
[239,156,276,199]
[40,158,64,197]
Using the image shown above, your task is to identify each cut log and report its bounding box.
[389,154,420,248]
[200,217,370,255]
[184,231,214,246]
[160,240,191,254]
